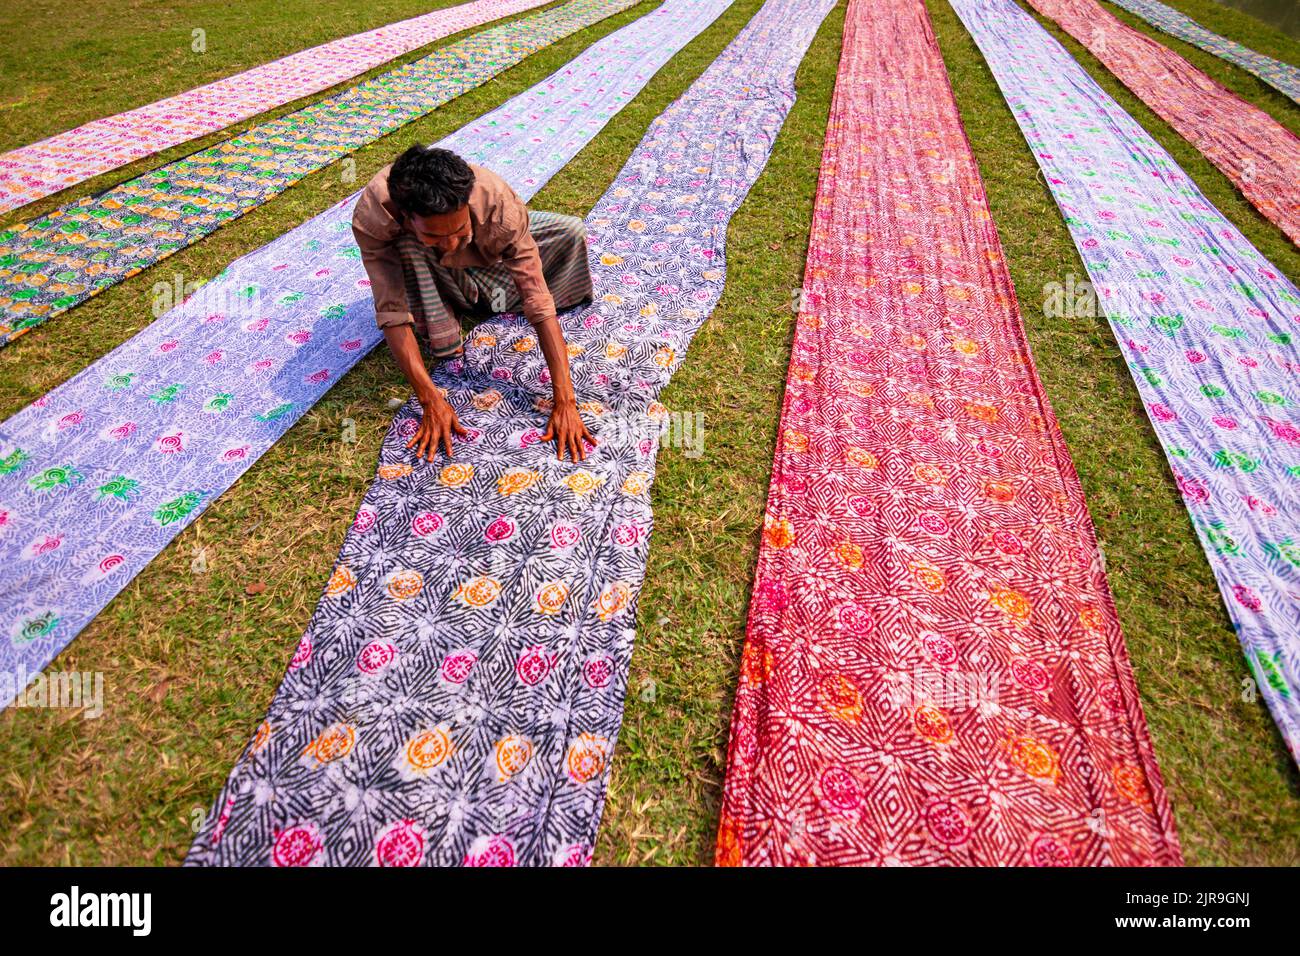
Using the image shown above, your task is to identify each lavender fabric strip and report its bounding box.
[1106,0,1300,104]
[187,0,835,867]
[951,0,1300,762]
[0,0,739,711]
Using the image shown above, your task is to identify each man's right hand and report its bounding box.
[410,389,468,461]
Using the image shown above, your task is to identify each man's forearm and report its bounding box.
[382,324,440,403]
[535,316,577,406]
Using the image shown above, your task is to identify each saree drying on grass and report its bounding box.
[187,0,836,867]
[951,0,1300,764]
[716,0,1181,867]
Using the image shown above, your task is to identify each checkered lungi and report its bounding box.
[395,210,593,358]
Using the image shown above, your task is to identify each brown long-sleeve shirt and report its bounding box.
[351,162,556,329]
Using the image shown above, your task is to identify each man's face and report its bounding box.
[410,205,472,258]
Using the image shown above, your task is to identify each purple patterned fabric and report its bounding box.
[186,0,836,867]
[951,0,1300,763]
[0,0,739,711]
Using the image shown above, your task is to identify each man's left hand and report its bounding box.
[542,399,596,462]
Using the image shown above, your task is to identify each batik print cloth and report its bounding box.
[716,0,1181,868]
[0,0,641,347]
[950,0,1300,762]
[1024,0,1300,247]
[0,0,738,711]
[1106,0,1300,104]
[186,0,836,867]
[0,0,553,214]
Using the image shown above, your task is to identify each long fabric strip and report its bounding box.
[715,0,1181,868]
[1105,0,1300,104]
[950,0,1300,762]
[187,0,836,868]
[1024,0,1300,247]
[0,0,738,713]
[0,0,640,348]
[0,0,553,215]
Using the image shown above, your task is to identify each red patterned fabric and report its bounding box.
[1026,0,1300,247]
[715,0,1183,866]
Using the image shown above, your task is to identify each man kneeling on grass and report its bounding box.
[352,144,597,462]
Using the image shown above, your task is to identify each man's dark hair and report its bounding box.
[387,145,476,216]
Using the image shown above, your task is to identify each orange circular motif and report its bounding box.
[983,480,1016,503]
[513,337,536,353]
[845,447,878,470]
[1112,764,1152,808]
[440,463,475,488]
[378,463,413,480]
[740,643,773,686]
[1078,606,1105,631]
[1009,736,1060,781]
[833,541,864,570]
[405,727,453,772]
[913,704,954,744]
[594,581,632,623]
[472,389,502,411]
[763,515,795,550]
[250,721,272,754]
[846,381,876,398]
[605,342,628,360]
[494,736,534,780]
[952,337,979,355]
[497,469,541,496]
[818,674,864,723]
[989,587,1031,624]
[910,560,946,594]
[563,471,604,497]
[964,402,999,423]
[784,430,810,453]
[304,723,355,765]
[913,464,946,486]
[386,569,423,601]
[325,565,357,597]
[622,472,649,496]
[454,576,502,608]
[566,733,607,784]
[534,581,569,615]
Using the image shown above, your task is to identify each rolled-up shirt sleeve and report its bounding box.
[351,179,414,330]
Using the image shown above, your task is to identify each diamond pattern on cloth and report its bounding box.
[715,0,1182,868]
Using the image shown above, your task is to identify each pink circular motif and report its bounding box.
[611,523,642,547]
[925,801,972,846]
[397,418,419,439]
[516,646,554,686]
[484,517,516,543]
[918,512,948,535]
[441,650,477,684]
[1030,834,1072,867]
[1233,585,1262,612]
[1098,680,1125,714]
[583,657,613,688]
[921,631,958,666]
[271,825,322,867]
[411,512,444,537]
[464,835,515,867]
[837,604,872,634]
[57,412,84,430]
[818,766,861,813]
[847,496,871,517]
[991,530,1023,555]
[1009,657,1051,692]
[356,642,396,674]
[155,432,185,454]
[550,522,581,550]
[375,820,425,867]
[108,422,137,441]
[289,635,313,670]
[353,508,377,533]
[97,554,125,576]
[221,445,249,462]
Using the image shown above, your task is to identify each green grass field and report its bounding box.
[0,0,1296,865]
